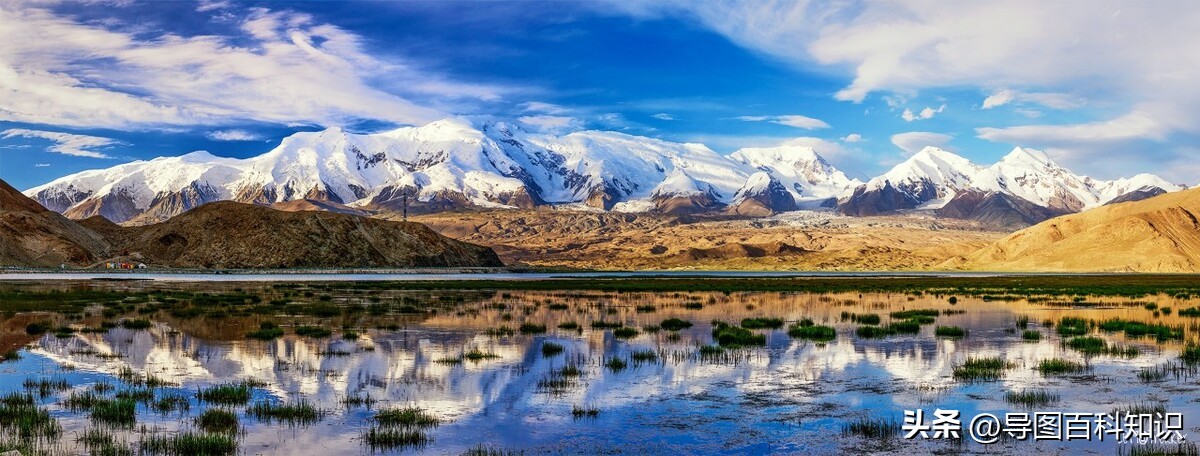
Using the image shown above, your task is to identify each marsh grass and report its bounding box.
[196,383,252,405]
[604,357,627,372]
[461,444,525,456]
[1022,330,1041,341]
[712,323,766,346]
[740,318,784,329]
[631,350,658,363]
[246,322,284,340]
[1066,336,1107,355]
[0,350,19,363]
[464,350,500,362]
[0,391,61,440]
[841,312,881,325]
[841,417,901,439]
[196,408,239,434]
[889,309,939,320]
[935,326,967,338]
[571,404,600,419]
[541,342,565,357]
[612,327,639,339]
[855,325,894,338]
[294,326,332,338]
[342,394,378,409]
[363,427,429,451]
[77,427,134,456]
[23,378,70,398]
[1005,389,1060,408]
[141,431,237,455]
[788,324,836,341]
[247,400,324,425]
[518,323,547,335]
[90,398,137,427]
[374,407,440,428]
[1036,358,1089,375]
[1116,442,1200,456]
[952,357,1012,382]
[660,318,693,331]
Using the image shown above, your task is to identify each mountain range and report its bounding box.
[0,177,501,269]
[24,118,1185,228]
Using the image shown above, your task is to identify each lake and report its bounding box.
[1,279,1199,455]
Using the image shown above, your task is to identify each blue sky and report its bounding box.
[2,0,1198,190]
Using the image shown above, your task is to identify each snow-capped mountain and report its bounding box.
[23,119,1186,227]
[26,118,853,223]
[836,146,1186,226]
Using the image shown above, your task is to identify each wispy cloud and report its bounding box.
[1,128,121,158]
[206,129,264,141]
[901,105,944,122]
[651,113,675,121]
[735,114,830,130]
[517,115,582,133]
[0,4,516,130]
[891,131,953,155]
[982,89,1083,110]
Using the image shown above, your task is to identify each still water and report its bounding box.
[2,282,1199,454]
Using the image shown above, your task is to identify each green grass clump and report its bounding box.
[631,350,658,363]
[885,320,922,334]
[1182,345,1200,364]
[635,305,656,313]
[541,341,565,357]
[247,400,324,425]
[518,323,546,334]
[788,324,836,341]
[841,417,901,439]
[374,407,440,428]
[23,377,70,398]
[196,383,252,405]
[605,357,627,372]
[0,350,20,363]
[612,327,639,339]
[0,391,61,440]
[740,317,784,329]
[464,350,500,362]
[889,309,940,320]
[1005,389,1060,408]
[90,398,137,427]
[1066,336,1107,355]
[141,431,237,455]
[1057,317,1090,336]
[590,320,623,329]
[556,321,579,330]
[712,323,766,346]
[855,325,894,338]
[1036,358,1089,375]
[1021,330,1041,341]
[196,408,239,434]
[246,322,284,340]
[952,357,1012,382]
[294,326,332,338]
[25,321,51,335]
[935,326,967,338]
[841,312,881,325]
[363,427,429,451]
[660,318,693,331]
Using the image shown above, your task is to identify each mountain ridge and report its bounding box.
[24,119,1185,228]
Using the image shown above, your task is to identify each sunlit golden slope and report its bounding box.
[949,186,1200,272]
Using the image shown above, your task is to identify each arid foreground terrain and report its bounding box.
[407,209,1004,271]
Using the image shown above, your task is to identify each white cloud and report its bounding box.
[890,132,953,155]
[651,113,675,121]
[982,89,1083,110]
[517,115,582,133]
[206,129,263,141]
[1,128,120,158]
[976,109,1168,145]
[901,104,944,122]
[520,102,570,115]
[736,114,830,130]
[35,163,50,167]
[840,133,862,143]
[0,4,514,130]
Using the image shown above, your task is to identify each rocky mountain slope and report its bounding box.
[24,119,1184,228]
[838,146,1184,226]
[2,177,501,269]
[24,119,864,223]
[948,186,1200,272]
[0,178,110,267]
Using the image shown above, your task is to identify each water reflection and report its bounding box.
[3,287,1200,454]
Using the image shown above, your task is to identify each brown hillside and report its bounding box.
[949,186,1200,272]
[0,179,110,267]
[107,201,502,269]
